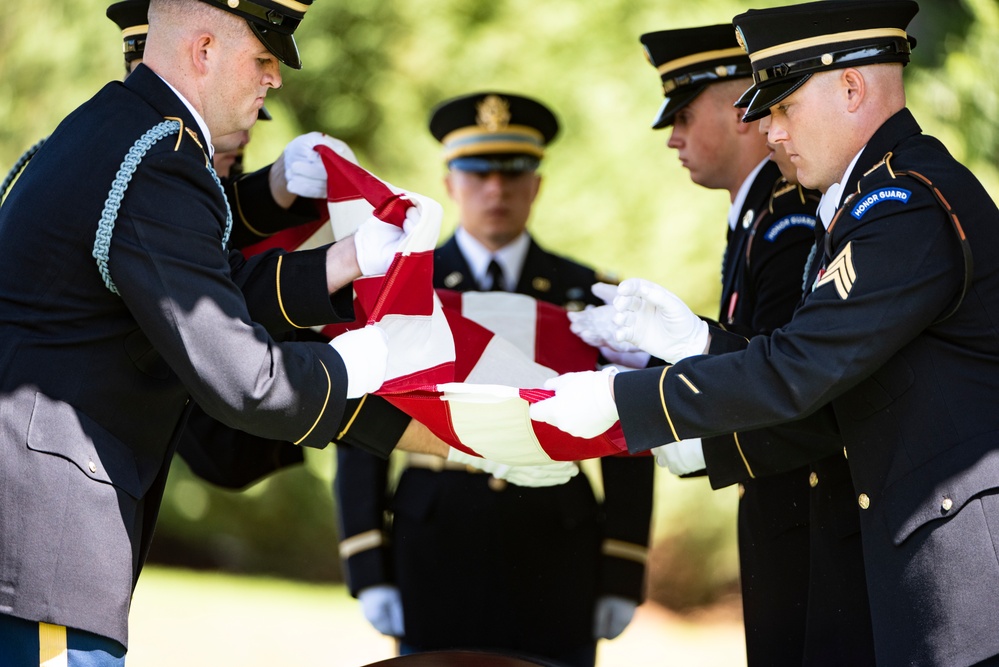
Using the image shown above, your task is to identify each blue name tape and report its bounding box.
[851,188,911,220]
[764,214,816,242]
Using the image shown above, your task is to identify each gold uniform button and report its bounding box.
[941,497,953,512]
[809,472,819,488]
[858,493,870,510]
[488,477,508,492]
[88,460,97,473]
[738,483,745,499]
[843,447,848,460]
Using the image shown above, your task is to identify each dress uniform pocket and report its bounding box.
[883,431,999,546]
[26,392,143,499]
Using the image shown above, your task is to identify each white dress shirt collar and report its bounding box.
[817,147,865,230]
[455,226,530,292]
[728,157,770,231]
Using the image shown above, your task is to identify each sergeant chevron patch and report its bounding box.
[815,242,856,299]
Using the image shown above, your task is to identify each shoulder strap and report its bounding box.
[93,119,232,295]
[830,152,972,324]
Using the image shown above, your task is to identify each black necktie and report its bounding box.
[486,259,506,292]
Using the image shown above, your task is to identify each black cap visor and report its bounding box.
[651,85,706,130]
[249,23,301,69]
[741,74,812,123]
[733,82,755,109]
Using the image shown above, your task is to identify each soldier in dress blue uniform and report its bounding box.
[533,2,999,665]
[0,0,420,662]
[635,24,840,666]
[333,92,655,667]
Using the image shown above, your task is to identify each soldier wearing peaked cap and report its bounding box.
[333,91,654,667]
[631,23,873,667]
[0,0,436,660]
[532,1,999,665]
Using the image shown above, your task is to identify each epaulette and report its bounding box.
[829,152,971,324]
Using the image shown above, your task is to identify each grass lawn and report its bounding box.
[127,566,746,666]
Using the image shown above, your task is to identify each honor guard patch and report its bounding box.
[850,188,911,220]
[814,241,856,299]
[764,214,816,242]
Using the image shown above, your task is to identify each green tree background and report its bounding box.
[2,0,996,611]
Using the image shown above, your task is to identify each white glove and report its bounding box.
[598,346,652,370]
[593,595,638,640]
[446,448,580,487]
[652,438,706,475]
[283,132,358,199]
[567,284,652,370]
[328,326,388,399]
[612,278,709,363]
[353,191,439,276]
[529,367,620,439]
[358,585,404,637]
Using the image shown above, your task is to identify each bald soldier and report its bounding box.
[0,0,434,662]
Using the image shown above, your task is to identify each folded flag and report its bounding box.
[315,146,629,463]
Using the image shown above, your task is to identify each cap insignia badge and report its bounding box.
[476,95,511,132]
[734,26,748,54]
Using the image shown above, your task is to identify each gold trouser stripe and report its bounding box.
[602,539,649,564]
[657,47,746,76]
[39,623,67,667]
[339,529,386,559]
[658,366,681,442]
[294,359,331,445]
[275,255,304,328]
[231,178,266,237]
[750,28,908,64]
[336,393,368,440]
[733,432,756,479]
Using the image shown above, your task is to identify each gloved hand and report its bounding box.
[328,326,388,399]
[353,191,441,276]
[612,278,709,363]
[283,131,358,199]
[529,367,620,439]
[358,584,404,637]
[651,438,706,475]
[593,595,638,640]
[446,448,580,487]
[567,284,652,369]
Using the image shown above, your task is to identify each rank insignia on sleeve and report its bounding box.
[814,241,856,299]
[850,187,911,220]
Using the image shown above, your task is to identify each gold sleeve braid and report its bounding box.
[601,539,649,564]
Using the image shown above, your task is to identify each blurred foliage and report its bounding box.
[3,0,997,612]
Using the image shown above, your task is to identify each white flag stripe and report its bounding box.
[442,392,553,464]
[328,198,375,241]
[379,298,455,381]
[461,334,556,389]
[461,292,539,359]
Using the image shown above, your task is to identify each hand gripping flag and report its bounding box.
[314,146,629,463]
